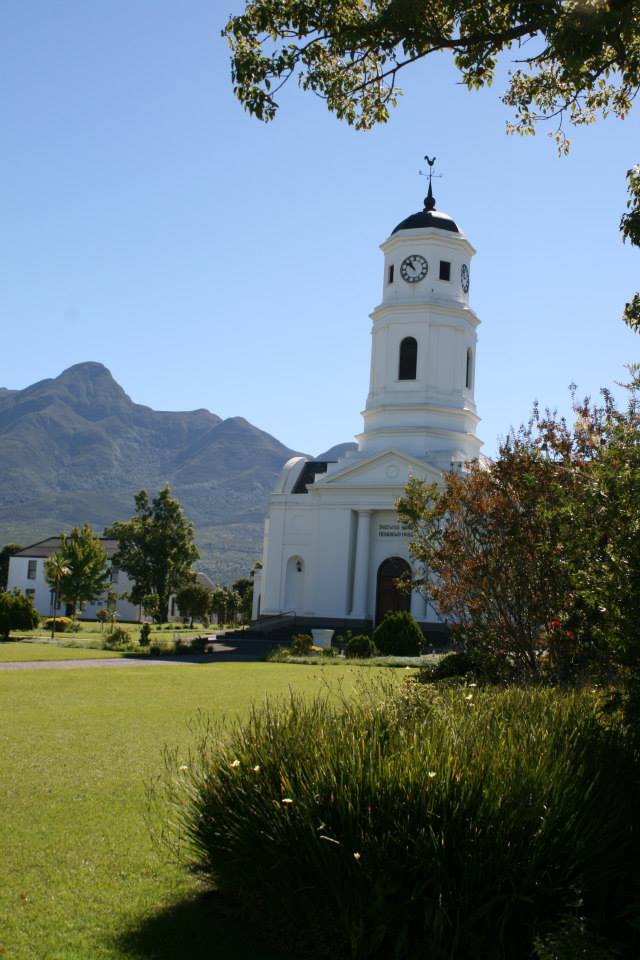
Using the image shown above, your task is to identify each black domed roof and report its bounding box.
[392,209,459,234]
[392,180,459,235]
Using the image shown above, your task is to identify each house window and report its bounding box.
[26,588,35,600]
[439,260,451,281]
[388,264,394,284]
[27,560,37,580]
[110,565,119,584]
[398,337,417,380]
[466,348,473,389]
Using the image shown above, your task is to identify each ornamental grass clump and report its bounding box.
[159,683,640,959]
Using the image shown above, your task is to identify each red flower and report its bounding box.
[550,619,561,629]
[565,630,575,640]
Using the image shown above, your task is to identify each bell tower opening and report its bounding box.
[398,337,417,380]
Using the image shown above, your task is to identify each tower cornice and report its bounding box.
[381,229,476,258]
[369,301,481,328]
[361,404,480,427]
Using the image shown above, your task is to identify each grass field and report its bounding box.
[0,662,372,960]
[0,641,123,661]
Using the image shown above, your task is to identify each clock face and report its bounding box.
[400,254,428,284]
[461,263,470,293]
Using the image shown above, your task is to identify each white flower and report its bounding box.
[464,694,473,701]
[428,771,437,779]
[281,797,293,805]
[353,852,361,861]
[253,765,260,773]
[230,759,241,768]
[179,764,189,772]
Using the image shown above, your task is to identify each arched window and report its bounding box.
[465,348,473,389]
[398,337,417,380]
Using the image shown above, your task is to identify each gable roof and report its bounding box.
[14,537,119,560]
[313,448,443,488]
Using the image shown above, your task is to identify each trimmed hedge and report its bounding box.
[345,634,376,658]
[372,609,424,656]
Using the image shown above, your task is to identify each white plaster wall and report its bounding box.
[7,556,139,621]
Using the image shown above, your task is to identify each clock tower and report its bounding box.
[252,167,483,633]
[358,178,481,469]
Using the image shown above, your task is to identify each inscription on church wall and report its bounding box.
[377,522,411,540]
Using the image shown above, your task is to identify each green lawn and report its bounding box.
[0,663,371,960]
[0,641,123,661]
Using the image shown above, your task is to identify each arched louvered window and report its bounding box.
[465,348,473,389]
[398,337,417,380]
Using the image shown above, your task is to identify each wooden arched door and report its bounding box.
[375,556,411,624]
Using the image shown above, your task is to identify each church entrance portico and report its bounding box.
[375,556,411,624]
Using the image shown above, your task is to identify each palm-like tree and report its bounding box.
[44,553,70,640]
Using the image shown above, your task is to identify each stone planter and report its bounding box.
[311,628,334,649]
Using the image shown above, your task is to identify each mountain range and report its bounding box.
[0,362,356,581]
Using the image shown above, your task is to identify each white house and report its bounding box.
[7,537,140,621]
[7,538,217,623]
[253,178,482,637]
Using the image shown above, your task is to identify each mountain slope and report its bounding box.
[0,363,311,581]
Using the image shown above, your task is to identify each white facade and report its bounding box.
[7,538,140,621]
[254,187,482,631]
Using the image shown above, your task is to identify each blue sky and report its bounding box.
[2,1,638,458]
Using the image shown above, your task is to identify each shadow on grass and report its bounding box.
[117,891,290,960]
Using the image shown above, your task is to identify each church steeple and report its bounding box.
[357,168,481,468]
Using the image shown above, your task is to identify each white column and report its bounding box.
[410,563,427,621]
[351,510,372,618]
[410,588,427,621]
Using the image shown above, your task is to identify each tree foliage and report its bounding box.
[209,585,241,625]
[0,590,39,640]
[0,543,23,592]
[45,524,110,616]
[397,379,640,681]
[232,576,254,622]
[105,486,199,623]
[176,583,212,627]
[224,0,640,326]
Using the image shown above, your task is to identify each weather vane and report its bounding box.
[418,155,442,211]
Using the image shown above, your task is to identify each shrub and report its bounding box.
[139,622,151,646]
[372,610,424,656]
[345,634,376,659]
[189,636,209,654]
[533,916,620,960]
[44,616,73,633]
[417,650,477,682]
[321,645,338,658]
[289,633,313,655]
[160,685,640,960]
[104,626,131,649]
[0,590,40,640]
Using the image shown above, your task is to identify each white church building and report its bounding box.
[252,176,482,636]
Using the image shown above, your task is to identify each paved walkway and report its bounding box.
[0,641,266,670]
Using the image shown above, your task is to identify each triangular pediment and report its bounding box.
[312,449,442,489]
